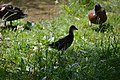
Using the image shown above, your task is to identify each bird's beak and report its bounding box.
[75,27,78,30]
[21,14,28,18]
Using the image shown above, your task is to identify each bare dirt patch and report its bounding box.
[0,0,61,22]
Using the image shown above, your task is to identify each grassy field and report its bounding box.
[0,0,120,80]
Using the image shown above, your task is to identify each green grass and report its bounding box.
[0,0,120,80]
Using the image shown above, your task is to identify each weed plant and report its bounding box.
[0,0,120,80]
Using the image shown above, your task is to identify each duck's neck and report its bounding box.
[95,8,102,15]
[69,30,74,37]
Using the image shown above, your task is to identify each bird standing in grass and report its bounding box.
[0,4,27,27]
[88,4,107,26]
[48,25,78,51]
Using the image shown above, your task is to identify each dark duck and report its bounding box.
[48,25,78,51]
[0,4,27,27]
[88,4,107,26]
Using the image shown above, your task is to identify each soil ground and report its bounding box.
[0,0,61,21]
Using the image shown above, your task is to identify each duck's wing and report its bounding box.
[49,35,70,50]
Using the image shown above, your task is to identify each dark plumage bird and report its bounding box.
[88,4,107,25]
[0,4,27,27]
[48,25,78,51]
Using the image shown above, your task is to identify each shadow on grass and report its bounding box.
[0,21,32,31]
[95,23,113,33]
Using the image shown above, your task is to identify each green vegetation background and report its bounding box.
[0,0,120,80]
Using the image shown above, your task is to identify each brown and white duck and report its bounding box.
[88,4,107,26]
[0,4,27,27]
[48,25,78,51]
